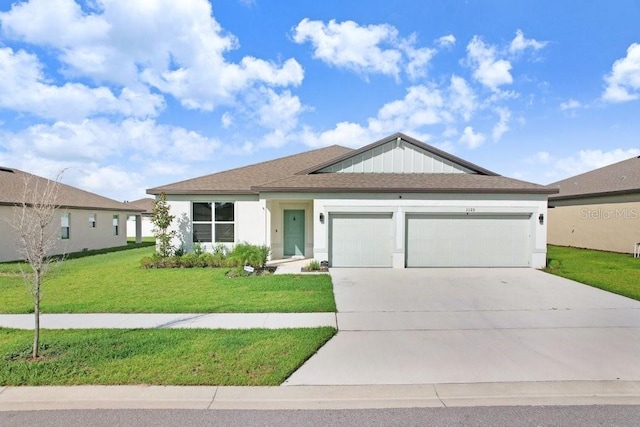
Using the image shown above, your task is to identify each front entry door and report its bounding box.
[284,210,305,256]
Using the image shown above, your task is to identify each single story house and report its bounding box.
[0,166,144,262]
[547,156,640,254]
[126,198,155,238]
[147,133,556,268]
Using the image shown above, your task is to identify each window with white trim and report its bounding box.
[192,202,234,243]
[61,213,70,240]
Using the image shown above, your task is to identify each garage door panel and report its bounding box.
[331,214,393,267]
[406,214,532,267]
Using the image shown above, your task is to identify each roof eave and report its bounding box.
[549,188,640,201]
[253,186,557,195]
[146,188,257,196]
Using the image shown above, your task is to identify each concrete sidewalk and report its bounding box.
[1,381,640,411]
[0,313,337,330]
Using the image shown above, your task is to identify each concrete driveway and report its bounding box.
[284,268,640,385]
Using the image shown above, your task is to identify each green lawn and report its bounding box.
[0,247,336,313]
[545,245,640,300]
[0,327,336,385]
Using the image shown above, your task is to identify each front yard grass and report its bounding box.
[0,247,336,313]
[545,245,640,301]
[0,327,336,386]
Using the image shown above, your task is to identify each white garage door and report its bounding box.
[330,213,393,267]
[406,214,532,267]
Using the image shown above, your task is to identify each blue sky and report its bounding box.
[0,0,639,201]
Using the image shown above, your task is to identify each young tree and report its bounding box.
[10,171,65,359]
[151,192,176,257]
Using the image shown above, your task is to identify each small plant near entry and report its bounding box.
[301,259,329,272]
[306,260,321,270]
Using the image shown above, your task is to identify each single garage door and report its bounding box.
[330,213,393,267]
[406,214,532,267]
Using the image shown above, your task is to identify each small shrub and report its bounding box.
[180,253,199,268]
[228,242,270,268]
[193,242,204,256]
[174,244,185,257]
[213,243,229,256]
[305,260,321,271]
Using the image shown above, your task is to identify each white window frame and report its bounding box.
[61,213,70,240]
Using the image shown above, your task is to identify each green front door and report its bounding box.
[284,210,305,256]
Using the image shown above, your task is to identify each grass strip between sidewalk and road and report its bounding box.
[0,247,336,314]
[545,245,640,301]
[0,327,336,386]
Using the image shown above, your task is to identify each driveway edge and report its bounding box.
[1,381,640,411]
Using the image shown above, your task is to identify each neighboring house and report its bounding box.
[547,156,640,254]
[0,167,144,262]
[126,198,155,238]
[147,133,556,268]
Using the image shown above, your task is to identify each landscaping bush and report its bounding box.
[305,260,321,271]
[228,242,270,269]
[140,245,230,269]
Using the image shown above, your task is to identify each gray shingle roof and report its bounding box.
[147,145,354,195]
[548,156,640,200]
[147,133,555,195]
[125,198,155,214]
[0,167,143,212]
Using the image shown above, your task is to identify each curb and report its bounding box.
[1,381,640,411]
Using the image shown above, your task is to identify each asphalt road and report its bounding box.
[2,406,640,427]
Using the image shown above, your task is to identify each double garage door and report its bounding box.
[330,213,532,267]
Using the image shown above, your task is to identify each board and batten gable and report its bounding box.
[317,138,475,174]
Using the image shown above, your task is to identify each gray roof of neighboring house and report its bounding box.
[0,167,143,212]
[148,133,556,196]
[547,156,640,201]
[125,198,155,214]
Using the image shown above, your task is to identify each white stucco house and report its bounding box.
[0,167,144,262]
[126,198,155,238]
[147,133,557,268]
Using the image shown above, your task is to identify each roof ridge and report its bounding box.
[548,155,640,186]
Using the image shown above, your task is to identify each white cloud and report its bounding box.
[553,148,640,178]
[492,107,511,141]
[255,89,304,132]
[0,0,303,111]
[292,18,435,80]
[529,151,552,164]
[221,112,233,128]
[509,29,547,54]
[436,34,456,48]
[602,43,640,103]
[2,118,221,169]
[529,147,640,183]
[448,75,476,121]
[300,121,372,148]
[0,47,164,121]
[458,126,486,149]
[560,98,582,110]
[466,36,513,90]
[292,18,402,78]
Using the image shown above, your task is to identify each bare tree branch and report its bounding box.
[9,170,66,359]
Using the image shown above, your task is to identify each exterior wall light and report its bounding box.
[319,213,325,224]
[539,213,544,225]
